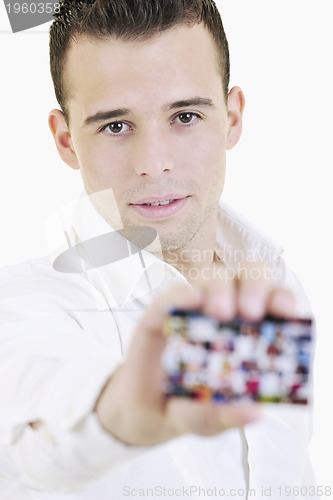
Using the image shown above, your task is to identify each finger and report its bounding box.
[236,262,272,320]
[136,285,204,340]
[201,270,237,321]
[126,286,204,400]
[167,399,262,436]
[266,287,298,318]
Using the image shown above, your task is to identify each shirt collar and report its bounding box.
[216,201,283,265]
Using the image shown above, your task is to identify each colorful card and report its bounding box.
[162,310,313,404]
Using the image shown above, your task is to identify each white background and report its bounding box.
[1,0,332,487]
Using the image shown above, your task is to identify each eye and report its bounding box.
[173,112,201,125]
[102,121,131,136]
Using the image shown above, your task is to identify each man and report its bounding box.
[0,0,316,498]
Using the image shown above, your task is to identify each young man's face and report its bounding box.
[50,24,244,252]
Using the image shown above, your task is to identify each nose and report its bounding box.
[132,124,175,178]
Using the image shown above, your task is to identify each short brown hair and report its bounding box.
[49,0,230,120]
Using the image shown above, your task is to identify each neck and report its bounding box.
[162,220,219,286]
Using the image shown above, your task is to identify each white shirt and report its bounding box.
[0,196,316,499]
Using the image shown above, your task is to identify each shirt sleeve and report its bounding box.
[0,261,146,492]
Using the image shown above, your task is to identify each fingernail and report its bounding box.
[239,295,265,319]
[205,291,235,321]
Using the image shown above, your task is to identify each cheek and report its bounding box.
[184,134,226,181]
[77,142,128,190]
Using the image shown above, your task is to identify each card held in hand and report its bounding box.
[162,310,313,404]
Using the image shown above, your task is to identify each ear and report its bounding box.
[48,109,80,170]
[226,86,246,150]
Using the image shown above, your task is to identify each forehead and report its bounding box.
[64,24,223,113]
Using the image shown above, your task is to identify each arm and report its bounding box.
[0,261,143,491]
[0,260,302,492]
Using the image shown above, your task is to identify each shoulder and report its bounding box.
[0,259,96,314]
[217,201,312,316]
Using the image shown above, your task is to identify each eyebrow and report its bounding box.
[165,97,215,111]
[84,108,131,127]
[83,97,215,127]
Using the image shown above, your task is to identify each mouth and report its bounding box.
[129,195,190,219]
[136,199,178,207]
